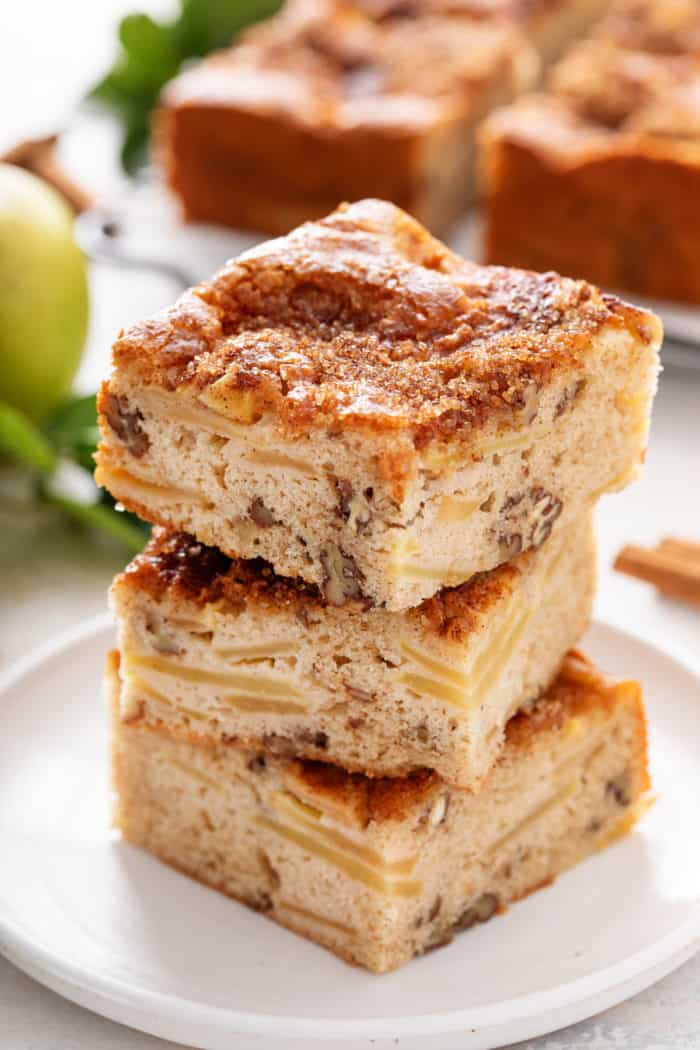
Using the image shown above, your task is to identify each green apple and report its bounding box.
[0,164,89,421]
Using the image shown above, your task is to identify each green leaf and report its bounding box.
[38,460,149,553]
[45,394,101,472]
[92,15,180,102]
[46,394,99,446]
[0,401,56,472]
[1,392,150,552]
[118,13,181,83]
[88,0,282,174]
[177,0,282,53]
[120,114,151,175]
[48,493,150,552]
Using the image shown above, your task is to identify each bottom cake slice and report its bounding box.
[109,649,650,974]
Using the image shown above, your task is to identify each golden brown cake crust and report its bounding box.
[485,0,700,161]
[119,528,326,614]
[489,0,700,146]
[116,525,525,641]
[505,648,651,795]
[506,649,643,745]
[286,760,437,825]
[110,199,650,447]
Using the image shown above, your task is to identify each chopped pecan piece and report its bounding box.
[320,543,366,605]
[336,479,373,533]
[249,497,277,527]
[529,488,563,548]
[453,892,499,932]
[102,391,149,457]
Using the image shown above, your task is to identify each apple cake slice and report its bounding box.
[96,199,661,611]
[157,0,539,236]
[111,512,594,789]
[482,0,700,302]
[109,648,651,973]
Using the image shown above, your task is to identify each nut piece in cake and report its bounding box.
[96,199,661,610]
[111,513,595,789]
[482,0,700,303]
[109,648,651,973]
[157,0,539,236]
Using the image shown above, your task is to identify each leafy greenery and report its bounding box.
[0,402,57,473]
[89,0,282,172]
[45,394,103,472]
[0,394,149,552]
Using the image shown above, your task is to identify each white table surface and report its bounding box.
[1,2,700,1047]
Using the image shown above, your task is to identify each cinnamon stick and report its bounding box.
[614,539,700,609]
[1,134,93,213]
[658,537,700,566]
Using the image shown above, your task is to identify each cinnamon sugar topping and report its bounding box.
[112,199,635,446]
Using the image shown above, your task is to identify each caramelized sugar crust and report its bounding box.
[286,760,437,825]
[505,649,645,748]
[117,526,524,640]
[110,199,648,446]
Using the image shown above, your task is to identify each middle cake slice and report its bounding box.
[112,512,594,789]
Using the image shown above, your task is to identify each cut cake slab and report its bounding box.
[110,648,651,973]
[112,514,595,788]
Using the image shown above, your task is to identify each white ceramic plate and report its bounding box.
[1,617,699,1050]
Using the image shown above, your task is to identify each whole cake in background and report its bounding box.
[482,0,700,303]
[156,0,611,236]
[98,199,661,972]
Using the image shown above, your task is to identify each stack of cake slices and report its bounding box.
[97,199,661,973]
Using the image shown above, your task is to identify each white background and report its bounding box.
[1,2,699,1047]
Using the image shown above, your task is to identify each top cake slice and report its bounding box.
[96,199,661,610]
